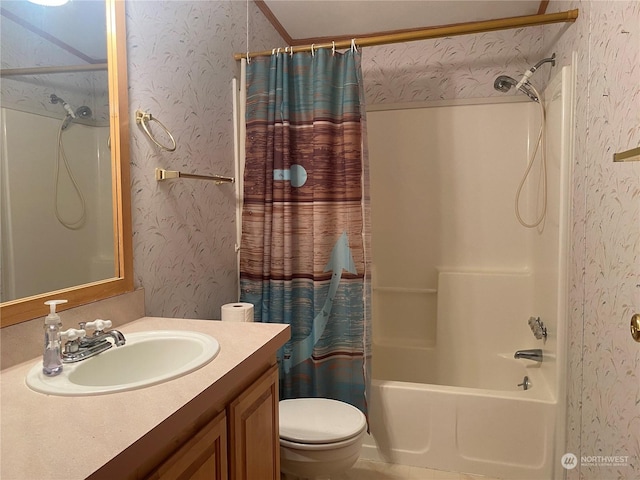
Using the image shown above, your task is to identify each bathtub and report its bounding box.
[362,271,559,480]
[363,361,557,480]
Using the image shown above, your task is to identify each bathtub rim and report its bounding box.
[370,376,557,405]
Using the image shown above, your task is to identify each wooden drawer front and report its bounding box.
[229,364,279,480]
[147,410,228,480]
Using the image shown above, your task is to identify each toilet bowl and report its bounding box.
[279,398,367,480]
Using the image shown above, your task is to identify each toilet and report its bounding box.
[279,398,367,480]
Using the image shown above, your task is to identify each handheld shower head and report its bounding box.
[50,94,76,118]
[51,94,93,130]
[75,105,92,119]
[60,106,93,131]
[61,114,74,130]
[495,53,555,102]
[493,75,539,102]
[494,75,516,93]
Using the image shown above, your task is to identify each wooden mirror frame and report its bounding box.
[0,0,133,328]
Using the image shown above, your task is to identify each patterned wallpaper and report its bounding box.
[362,27,544,104]
[125,0,283,318]
[543,2,640,479]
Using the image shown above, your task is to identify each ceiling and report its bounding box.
[2,0,547,64]
[1,0,106,63]
[262,0,545,42]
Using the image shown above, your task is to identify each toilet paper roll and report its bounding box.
[221,302,254,322]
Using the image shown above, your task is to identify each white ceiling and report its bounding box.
[1,0,106,62]
[263,0,543,40]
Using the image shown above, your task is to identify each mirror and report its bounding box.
[0,0,133,327]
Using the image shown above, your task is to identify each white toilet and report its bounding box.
[279,398,367,480]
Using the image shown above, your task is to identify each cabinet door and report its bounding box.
[228,364,279,480]
[147,410,228,480]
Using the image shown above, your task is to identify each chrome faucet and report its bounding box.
[79,323,126,347]
[62,319,126,363]
[514,349,543,362]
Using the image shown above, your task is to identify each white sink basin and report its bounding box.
[26,330,220,396]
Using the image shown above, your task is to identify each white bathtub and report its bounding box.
[363,363,557,480]
[363,272,558,480]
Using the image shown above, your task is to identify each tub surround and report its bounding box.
[364,59,573,479]
[0,316,290,480]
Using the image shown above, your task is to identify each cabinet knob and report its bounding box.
[631,314,640,343]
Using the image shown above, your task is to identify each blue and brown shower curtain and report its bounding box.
[239,48,371,415]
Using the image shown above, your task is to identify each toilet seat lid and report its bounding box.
[279,398,367,444]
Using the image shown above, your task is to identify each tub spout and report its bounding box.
[514,349,543,362]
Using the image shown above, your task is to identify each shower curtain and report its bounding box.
[239,48,371,415]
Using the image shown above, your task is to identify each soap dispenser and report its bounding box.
[42,299,67,376]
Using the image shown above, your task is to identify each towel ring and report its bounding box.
[135,109,177,152]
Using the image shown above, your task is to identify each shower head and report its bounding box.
[50,94,75,117]
[493,75,539,103]
[494,53,555,103]
[75,105,92,119]
[494,75,516,93]
[60,105,93,130]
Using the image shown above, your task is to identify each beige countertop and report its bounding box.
[0,317,289,480]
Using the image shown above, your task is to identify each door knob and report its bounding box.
[631,314,640,343]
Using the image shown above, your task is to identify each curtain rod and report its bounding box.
[0,64,107,77]
[234,9,578,60]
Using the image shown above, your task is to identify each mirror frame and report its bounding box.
[0,0,133,328]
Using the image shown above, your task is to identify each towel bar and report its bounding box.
[155,168,234,184]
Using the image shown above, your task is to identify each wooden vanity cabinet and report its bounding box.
[147,410,228,480]
[147,364,279,480]
[228,364,280,479]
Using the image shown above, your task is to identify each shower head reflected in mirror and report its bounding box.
[62,106,93,130]
[51,94,92,130]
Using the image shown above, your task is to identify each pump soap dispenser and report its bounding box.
[43,300,67,376]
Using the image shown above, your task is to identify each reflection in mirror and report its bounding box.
[1,1,112,302]
[0,0,133,326]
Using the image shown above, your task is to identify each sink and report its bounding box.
[26,330,220,396]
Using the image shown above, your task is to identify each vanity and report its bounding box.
[0,316,290,480]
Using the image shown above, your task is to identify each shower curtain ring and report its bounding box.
[332,41,336,55]
[311,44,315,56]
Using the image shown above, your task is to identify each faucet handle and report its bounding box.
[85,319,112,332]
[60,328,86,342]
